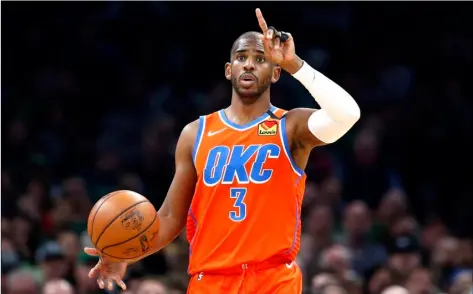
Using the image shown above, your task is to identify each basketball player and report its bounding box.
[84,8,360,293]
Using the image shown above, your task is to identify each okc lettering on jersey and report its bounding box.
[203,144,281,186]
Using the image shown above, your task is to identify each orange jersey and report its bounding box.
[186,105,306,275]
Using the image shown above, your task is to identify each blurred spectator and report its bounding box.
[368,268,392,294]
[310,270,342,294]
[318,177,345,220]
[300,205,335,283]
[322,285,348,294]
[57,231,81,264]
[2,238,21,283]
[61,177,91,220]
[386,234,422,284]
[11,213,40,262]
[376,189,408,228]
[429,236,473,290]
[380,286,408,294]
[405,267,440,294]
[42,279,74,294]
[338,201,387,278]
[162,231,189,277]
[136,276,169,294]
[35,241,69,282]
[372,188,408,245]
[5,269,39,294]
[448,269,472,294]
[457,239,473,267]
[421,219,448,253]
[319,245,362,294]
[342,129,391,208]
[74,253,101,294]
[166,273,189,294]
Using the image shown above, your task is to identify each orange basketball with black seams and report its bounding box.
[87,190,160,262]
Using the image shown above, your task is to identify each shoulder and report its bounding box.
[285,108,317,121]
[182,118,200,137]
[283,107,317,135]
[177,119,201,154]
[270,106,288,118]
[284,108,323,148]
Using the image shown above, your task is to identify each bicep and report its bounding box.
[286,108,326,149]
[288,107,358,148]
[158,122,198,224]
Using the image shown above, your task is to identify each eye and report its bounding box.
[256,56,266,63]
[236,55,245,61]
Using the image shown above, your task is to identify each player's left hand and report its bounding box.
[255,8,302,73]
[84,247,128,291]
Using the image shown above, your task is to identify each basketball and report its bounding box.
[87,190,160,262]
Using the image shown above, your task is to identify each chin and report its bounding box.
[238,91,262,103]
[237,82,269,95]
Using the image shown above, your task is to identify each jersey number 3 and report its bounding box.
[229,188,247,222]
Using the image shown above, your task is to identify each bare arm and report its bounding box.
[133,119,199,261]
[285,108,323,149]
[85,120,200,291]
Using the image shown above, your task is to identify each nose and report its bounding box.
[243,59,255,71]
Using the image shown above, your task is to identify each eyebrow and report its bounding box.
[235,48,265,55]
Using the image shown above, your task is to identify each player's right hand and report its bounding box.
[84,247,128,291]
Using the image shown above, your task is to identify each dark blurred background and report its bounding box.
[1,2,472,294]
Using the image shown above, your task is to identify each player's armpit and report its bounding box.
[140,120,199,259]
[285,108,325,148]
[287,106,361,148]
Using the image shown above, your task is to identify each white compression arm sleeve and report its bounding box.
[292,61,361,144]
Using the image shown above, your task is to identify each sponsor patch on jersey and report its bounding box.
[258,120,278,136]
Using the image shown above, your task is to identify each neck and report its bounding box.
[227,89,271,124]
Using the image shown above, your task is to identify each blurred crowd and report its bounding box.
[2,2,472,294]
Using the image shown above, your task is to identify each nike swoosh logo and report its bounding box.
[207,128,227,137]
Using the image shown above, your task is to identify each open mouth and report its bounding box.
[240,73,256,82]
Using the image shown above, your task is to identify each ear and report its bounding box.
[225,62,232,81]
[271,65,282,83]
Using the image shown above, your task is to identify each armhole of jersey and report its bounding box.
[192,116,206,165]
[279,117,304,177]
[271,107,287,119]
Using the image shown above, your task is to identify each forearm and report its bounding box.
[154,210,185,250]
[291,58,361,143]
[127,211,185,264]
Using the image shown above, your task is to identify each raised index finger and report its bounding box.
[255,8,268,34]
